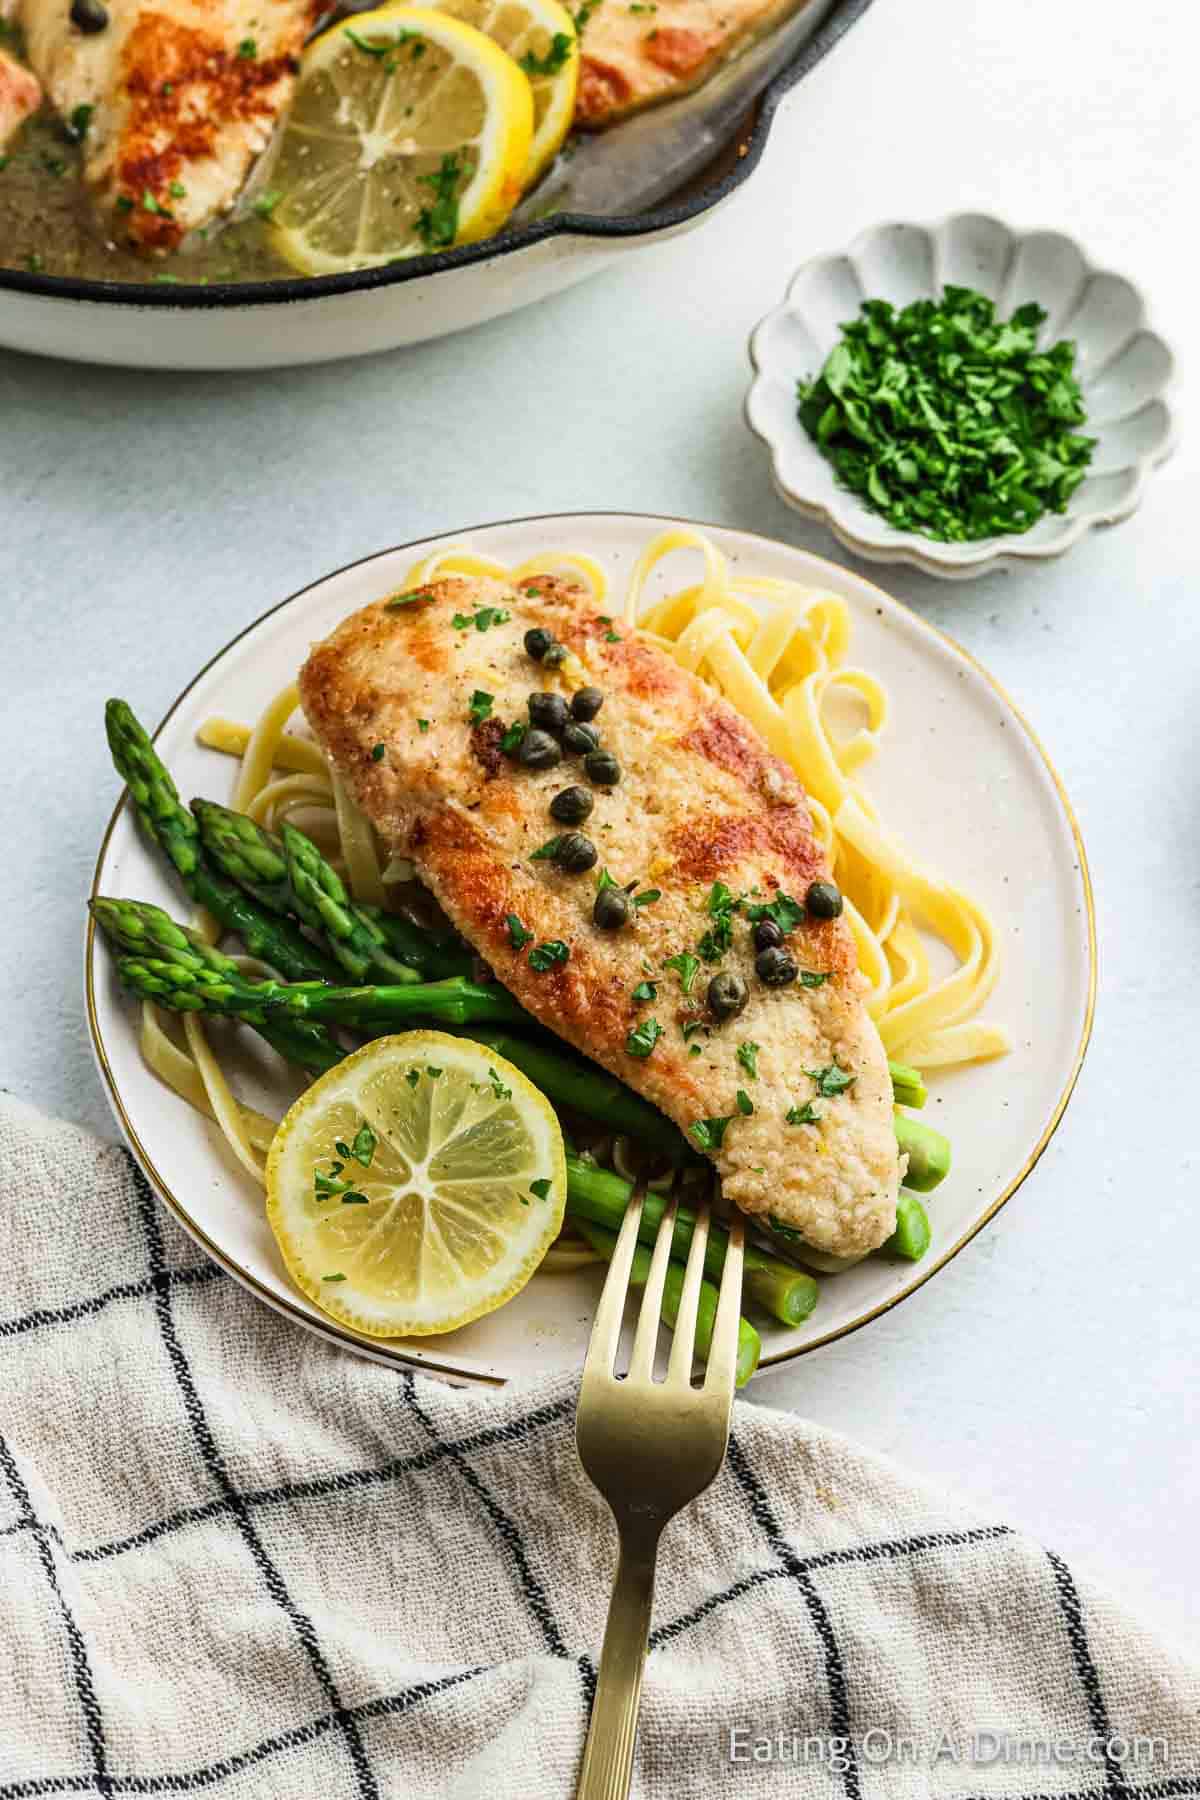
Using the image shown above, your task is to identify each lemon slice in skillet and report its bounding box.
[266,1032,566,1336]
[270,5,534,275]
[399,0,579,183]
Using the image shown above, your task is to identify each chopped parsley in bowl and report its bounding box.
[795,286,1096,544]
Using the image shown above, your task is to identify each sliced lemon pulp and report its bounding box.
[400,0,579,184]
[267,1032,566,1336]
[271,5,534,276]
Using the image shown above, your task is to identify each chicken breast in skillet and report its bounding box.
[15,0,320,250]
[575,0,811,127]
[299,573,901,1258]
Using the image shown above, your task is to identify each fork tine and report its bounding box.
[665,1197,711,1386]
[626,1195,678,1382]
[703,1210,746,1394]
[583,1181,647,1378]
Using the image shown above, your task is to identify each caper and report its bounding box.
[593,886,631,930]
[571,687,604,722]
[71,0,108,29]
[755,945,798,987]
[524,627,554,661]
[707,972,749,1020]
[585,748,621,786]
[516,728,562,770]
[555,832,598,873]
[752,918,784,952]
[549,784,594,825]
[562,720,600,754]
[541,642,568,669]
[806,879,843,919]
[528,690,569,734]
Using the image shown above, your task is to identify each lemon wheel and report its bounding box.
[271,5,534,275]
[399,0,579,184]
[266,1032,566,1336]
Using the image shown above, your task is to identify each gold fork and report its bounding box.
[574,1187,745,1800]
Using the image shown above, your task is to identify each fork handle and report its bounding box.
[576,1539,658,1800]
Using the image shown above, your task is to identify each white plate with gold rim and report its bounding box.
[86,512,1095,1385]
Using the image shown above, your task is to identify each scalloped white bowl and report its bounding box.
[746,214,1178,579]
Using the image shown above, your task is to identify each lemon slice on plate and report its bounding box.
[267,1031,566,1336]
[399,0,579,183]
[270,5,534,276]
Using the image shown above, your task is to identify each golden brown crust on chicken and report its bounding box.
[575,0,810,127]
[18,0,319,250]
[299,573,900,1256]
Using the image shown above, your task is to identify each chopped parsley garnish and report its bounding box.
[169,180,187,199]
[689,1114,734,1151]
[631,980,657,1003]
[405,1068,420,1089]
[322,1272,346,1282]
[530,835,565,861]
[370,743,386,761]
[350,1124,377,1167]
[799,970,830,988]
[529,940,570,972]
[426,1066,443,1079]
[573,0,603,29]
[625,1018,664,1059]
[786,1101,821,1126]
[680,1019,707,1041]
[467,689,494,726]
[632,889,661,908]
[744,891,805,934]
[697,880,742,962]
[796,285,1096,543]
[529,1178,553,1200]
[416,151,470,251]
[506,914,533,950]
[737,1041,760,1079]
[341,1192,368,1205]
[499,720,527,754]
[604,628,622,643]
[417,718,431,733]
[66,104,94,142]
[488,1067,513,1101]
[806,1061,856,1097]
[520,31,574,75]
[141,189,172,216]
[452,605,509,631]
[237,37,257,58]
[386,588,432,609]
[688,1044,702,1058]
[253,189,282,220]
[344,27,390,54]
[664,951,700,995]
[596,867,618,891]
[736,1090,754,1116]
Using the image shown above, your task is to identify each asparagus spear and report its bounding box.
[90,896,343,1073]
[566,1155,816,1327]
[104,700,340,985]
[888,1060,927,1109]
[883,1191,931,1261]
[93,897,526,1032]
[192,800,418,986]
[574,1220,760,1386]
[359,904,473,983]
[452,1027,688,1163]
[894,1112,951,1192]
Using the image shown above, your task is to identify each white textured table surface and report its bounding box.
[3,0,1197,1650]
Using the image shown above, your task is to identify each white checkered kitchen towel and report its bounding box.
[2,1091,1197,1800]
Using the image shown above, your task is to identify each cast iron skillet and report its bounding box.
[0,0,873,310]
